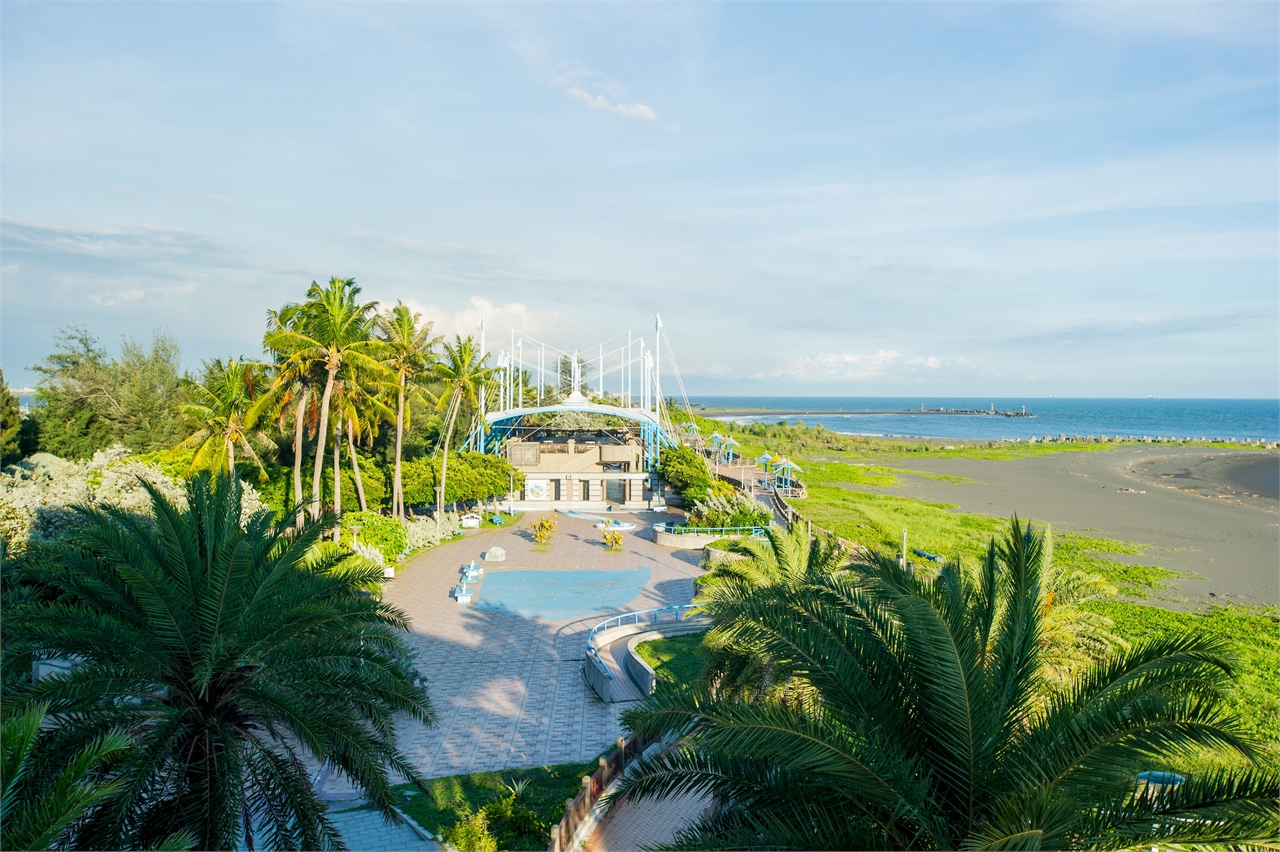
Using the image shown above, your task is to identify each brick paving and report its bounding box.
[588,792,710,852]
[327,806,439,851]
[319,511,702,797]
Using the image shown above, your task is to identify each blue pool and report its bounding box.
[474,568,652,621]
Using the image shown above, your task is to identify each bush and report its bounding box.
[480,795,549,851]
[529,517,555,544]
[603,529,623,549]
[0,446,267,551]
[404,513,462,551]
[658,443,712,502]
[443,809,497,852]
[688,492,771,529]
[401,453,522,508]
[341,510,408,561]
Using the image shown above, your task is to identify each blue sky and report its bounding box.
[2,2,1276,397]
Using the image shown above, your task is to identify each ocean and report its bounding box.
[687,398,1280,443]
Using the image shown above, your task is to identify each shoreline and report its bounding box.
[841,447,1278,606]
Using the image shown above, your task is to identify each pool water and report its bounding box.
[474,567,652,621]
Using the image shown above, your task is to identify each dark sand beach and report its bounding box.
[866,447,1279,606]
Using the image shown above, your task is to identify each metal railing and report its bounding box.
[585,604,709,680]
[652,523,769,537]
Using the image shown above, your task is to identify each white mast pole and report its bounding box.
[539,343,544,405]
[478,314,486,416]
[517,339,524,410]
[654,314,663,415]
[626,329,632,408]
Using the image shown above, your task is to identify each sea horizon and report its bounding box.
[685,397,1280,442]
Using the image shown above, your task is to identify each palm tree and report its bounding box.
[331,374,395,514]
[615,518,1277,850]
[377,303,440,519]
[5,472,435,851]
[264,277,386,520]
[431,335,494,532]
[696,522,849,695]
[178,358,276,480]
[259,303,323,527]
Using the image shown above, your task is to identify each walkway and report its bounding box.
[317,511,703,796]
[587,791,710,852]
[327,806,438,852]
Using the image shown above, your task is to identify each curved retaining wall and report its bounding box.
[623,623,707,696]
[654,529,750,549]
[584,618,710,702]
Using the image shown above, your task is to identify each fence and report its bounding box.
[548,732,660,852]
[585,604,708,681]
[651,523,769,537]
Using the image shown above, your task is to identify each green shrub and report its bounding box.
[480,795,549,850]
[443,809,497,852]
[688,492,770,529]
[401,453,522,507]
[658,444,711,502]
[341,510,408,560]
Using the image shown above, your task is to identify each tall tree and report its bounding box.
[264,278,386,520]
[431,336,494,531]
[1,368,25,466]
[259,304,322,527]
[177,358,276,480]
[5,473,436,851]
[28,327,186,458]
[377,303,440,519]
[616,518,1278,850]
[331,375,394,515]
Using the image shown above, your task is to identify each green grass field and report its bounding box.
[391,760,598,850]
[634,632,708,689]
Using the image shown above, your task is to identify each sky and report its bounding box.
[2,1,1276,398]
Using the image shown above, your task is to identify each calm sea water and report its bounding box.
[688,398,1280,443]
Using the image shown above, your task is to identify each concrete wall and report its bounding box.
[654,529,751,549]
[624,624,709,696]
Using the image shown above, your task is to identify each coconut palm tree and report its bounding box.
[331,374,395,514]
[5,472,435,851]
[431,335,494,532]
[615,518,1277,850]
[178,358,275,480]
[377,303,440,519]
[259,303,323,527]
[264,277,386,520]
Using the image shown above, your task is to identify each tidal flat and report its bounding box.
[837,446,1279,606]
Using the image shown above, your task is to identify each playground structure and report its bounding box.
[464,314,694,511]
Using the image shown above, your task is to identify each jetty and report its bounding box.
[705,405,1034,419]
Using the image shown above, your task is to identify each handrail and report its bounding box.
[585,604,709,680]
[653,523,769,537]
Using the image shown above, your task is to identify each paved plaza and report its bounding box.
[319,510,702,797]
[327,806,439,851]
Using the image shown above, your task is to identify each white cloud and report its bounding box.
[553,62,656,122]
[1056,1,1277,44]
[398,295,586,353]
[610,102,656,122]
[763,350,947,382]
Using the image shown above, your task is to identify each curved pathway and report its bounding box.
[318,511,702,796]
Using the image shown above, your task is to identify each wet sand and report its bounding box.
[861,447,1279,606]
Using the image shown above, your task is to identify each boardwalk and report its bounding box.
[317,511,702,797]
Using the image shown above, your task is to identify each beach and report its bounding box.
[855,447,1279,606]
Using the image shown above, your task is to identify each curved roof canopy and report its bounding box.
[483,401,677,448]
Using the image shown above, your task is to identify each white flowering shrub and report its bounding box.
[350,539,386,566]
[404,512,461,551]
[688,491,772,529]
[0,446,270,551]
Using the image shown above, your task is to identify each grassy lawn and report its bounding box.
[1085,600,1280,769]
[634,632,707,689]
[693,417,1280,770]
[391,760,598,851]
